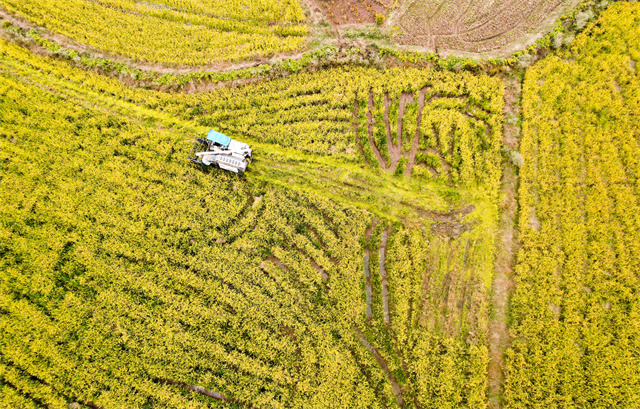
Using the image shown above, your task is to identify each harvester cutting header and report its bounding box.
[188,129,252,174]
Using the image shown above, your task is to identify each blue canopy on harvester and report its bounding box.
[207,129,231,147]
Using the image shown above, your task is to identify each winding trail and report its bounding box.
[487,76,521,409]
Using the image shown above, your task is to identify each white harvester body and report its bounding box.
[188,130,252,174]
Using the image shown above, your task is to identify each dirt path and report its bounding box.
[359,86,493,178]
[364,249,373,319]
[487,76,521,409]
[363,219,378,320]
[76,401,105,409]
[309,257,329,279]
[304,0,342,43]
[366,89,416,172]
[366,90,388,167]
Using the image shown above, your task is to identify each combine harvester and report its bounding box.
[188,129,252,174]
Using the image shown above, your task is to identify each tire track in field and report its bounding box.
[359,223,416,408]
[157,378,258,409]
[358,86,495,178]
[363,219,377,320]
[379,226,392,326]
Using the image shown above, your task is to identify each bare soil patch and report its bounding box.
[428,205,476,239]
[363,249,374,319]
[157,378,257,409]
[309,257,329,279]
[363,218,378,320]
[389,0,575,55]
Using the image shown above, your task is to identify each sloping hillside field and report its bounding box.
[1,1,639,409]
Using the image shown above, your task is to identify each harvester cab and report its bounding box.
[188,129,252,174]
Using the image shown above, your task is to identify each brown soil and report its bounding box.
[365,90,388,167]
[157,378,258,408]
[77,401,105,409]
[363,249,374,319]
[425,205,475,222]
[304,0,343,41]
[403,87,426,177]
[487,76,520,409]
[263,256,289,271]
[388,0,576,56]
[430,221,472,239]
[427,205,475,239]
[309,257,329,279]
[363,218,378,320]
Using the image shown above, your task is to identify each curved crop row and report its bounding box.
[0,0,307,65]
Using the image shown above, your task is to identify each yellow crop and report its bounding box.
[0,32,506,406]
[504,3,640,406]
[0,0,307,65]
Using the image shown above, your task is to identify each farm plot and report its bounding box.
[0,66,382,409]
[0,37,504,408]
[0,38,503,222]
[504,3,640,407]
[389,0,574,54]
[1,22,505,182]
[0,0,307,65]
